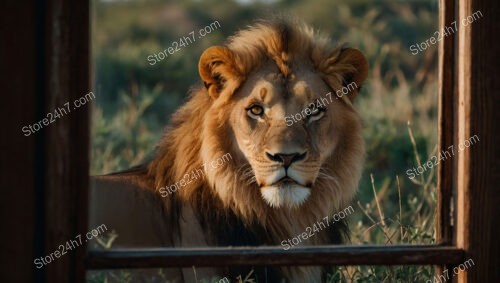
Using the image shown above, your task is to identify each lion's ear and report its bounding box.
[198,46,241,99]
[322,48,368,101]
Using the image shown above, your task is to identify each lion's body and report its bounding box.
[91,18,368,282]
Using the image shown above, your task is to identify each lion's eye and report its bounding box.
[309,107,321,116]
[308,107,325,122]
[247,105,264,119]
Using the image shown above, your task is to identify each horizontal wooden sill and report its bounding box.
[87,245,464,269]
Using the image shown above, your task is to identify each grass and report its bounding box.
[329,122,436,282]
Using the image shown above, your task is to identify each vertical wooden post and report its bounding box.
[437,0,455,246]
[43,0,90,282]
[0,1,89,282]
[0,1,38,282]
[456,0,500,282]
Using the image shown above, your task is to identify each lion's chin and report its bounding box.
[260,182,311,209]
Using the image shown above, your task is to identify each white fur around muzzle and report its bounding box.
[260,183,311,208]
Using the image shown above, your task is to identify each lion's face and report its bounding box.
[197,25,368,211]
[228,63,347,208]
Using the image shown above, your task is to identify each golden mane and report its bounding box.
[147,18,366,240]
[198,19,367,102]
[136,18,368,281]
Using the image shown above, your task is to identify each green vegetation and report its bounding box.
[90,0,439,281]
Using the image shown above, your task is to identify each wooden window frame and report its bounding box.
[3,0,498,282]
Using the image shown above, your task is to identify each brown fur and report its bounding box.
[91,18,368,282]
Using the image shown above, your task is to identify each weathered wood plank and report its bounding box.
[456,0,500,282]
[87,246,464,268]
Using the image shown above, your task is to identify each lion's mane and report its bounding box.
[126,18,368,282]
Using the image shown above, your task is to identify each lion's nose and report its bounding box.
[265,152,307,168]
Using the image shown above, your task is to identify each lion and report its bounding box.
[90,18,368,283]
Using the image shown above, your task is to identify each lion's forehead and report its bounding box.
[248,77,331,115]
